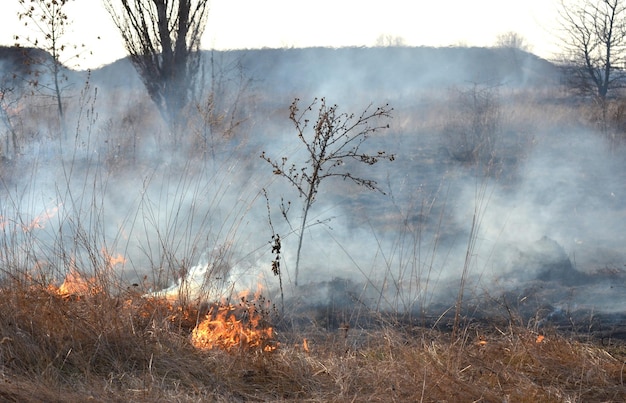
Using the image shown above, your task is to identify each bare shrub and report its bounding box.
[441,83,501,171]
[261,97,394,286]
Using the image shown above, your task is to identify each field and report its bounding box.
[0,46,625,401]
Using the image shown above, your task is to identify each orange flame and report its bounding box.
[101,248,126,268]
[57,267,99,297]
[53,249,125,298]
[191,301,276,353]
[0,203,61,233]
[303,338,310,353]
[24,205,60,232]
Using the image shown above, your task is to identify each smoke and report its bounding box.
[472,128,625,270]
[1,46,625,323]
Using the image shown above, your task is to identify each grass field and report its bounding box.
[1,46,626,401]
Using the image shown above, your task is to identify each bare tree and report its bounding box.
[442,83,501,172]
[15,0,82,137]
[558,0,626,101]
[0,77,25,159]
[494,32,532,84]
[375,34,407,47]
[495,31,531,52]
[104,0,210,133]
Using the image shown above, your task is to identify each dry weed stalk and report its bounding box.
[261,97,394,286]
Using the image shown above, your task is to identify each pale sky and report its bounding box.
[0,0,562,70]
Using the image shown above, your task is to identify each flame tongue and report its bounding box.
[57,268,98,297]
[55,249,125,298]
[191,300,276,352]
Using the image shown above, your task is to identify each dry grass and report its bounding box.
[2,52,626,402]
[0,279,623,402]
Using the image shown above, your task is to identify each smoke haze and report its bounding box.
[1,45,625,323]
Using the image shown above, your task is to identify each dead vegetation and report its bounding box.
[0,88,623,401]
[0,277,623,402]
[1,45,626,401]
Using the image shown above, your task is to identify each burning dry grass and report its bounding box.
[191,300,277,353]
[0,277,623,402]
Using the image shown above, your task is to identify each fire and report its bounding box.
[23,204,60,232]
[101,248,126,268]
[302,338,310,353]
[191,298,276,353]
[55,248,125,298]
[57,267,99,297]
[0,203,60,233]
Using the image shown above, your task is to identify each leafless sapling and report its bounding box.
[0,77,24,159]
[261,97,395,286]
[15,0,85,138]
